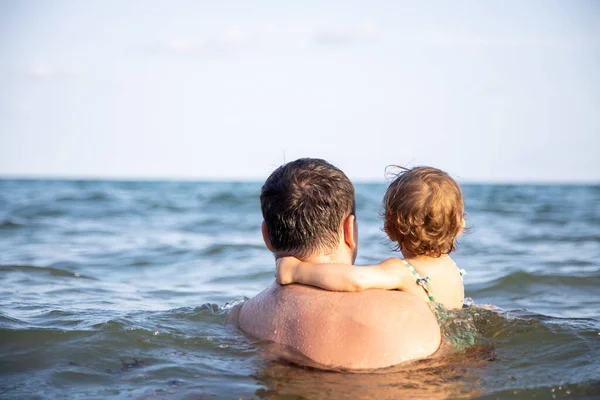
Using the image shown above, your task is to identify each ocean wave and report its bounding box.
[543,258,596,267]
[203,192,259,206]
[55,192,112,202]
[0,265,93,279]
[479,379,600,399]
[0,312,27,329]
[200,243,265,256]
[478,206,525,215]
[0,219,26,229]
[11,206,66,219]
[146,202,187,212]
[179,217,260,234]
[208,271,273,283]
[516,233,600,244]
[0,302,245,334]
[528,215,570,224]
[469,271,600,293]
[164,300,247,319]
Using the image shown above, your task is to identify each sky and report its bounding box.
[0,0,599,182]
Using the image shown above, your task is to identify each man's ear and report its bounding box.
[261,221,274,252]
[343,214,357,251]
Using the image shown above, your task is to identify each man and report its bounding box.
[239,158,440,370]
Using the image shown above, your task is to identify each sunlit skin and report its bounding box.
[275,226,465,310]
[238,215,442,370]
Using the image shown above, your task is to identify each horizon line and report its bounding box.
[0,173,598,186]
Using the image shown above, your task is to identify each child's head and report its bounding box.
[383,166,464,257]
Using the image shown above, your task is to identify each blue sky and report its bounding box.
[1,1,599,182]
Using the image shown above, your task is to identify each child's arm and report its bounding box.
[276,257,413,292]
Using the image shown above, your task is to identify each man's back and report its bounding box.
[239,283,441,370]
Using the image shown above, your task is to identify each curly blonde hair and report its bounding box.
[383,166,464,257]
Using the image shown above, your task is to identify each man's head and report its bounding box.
[260,158,357,261]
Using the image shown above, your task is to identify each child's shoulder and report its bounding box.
[377,257,406,268]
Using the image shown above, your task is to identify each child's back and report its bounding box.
[391,256,464,309]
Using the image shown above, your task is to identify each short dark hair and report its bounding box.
[383,166,464,257]
[260,158,355,258]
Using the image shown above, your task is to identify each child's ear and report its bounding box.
[261,221,274,252]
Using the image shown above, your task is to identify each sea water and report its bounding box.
[1,180,599,398]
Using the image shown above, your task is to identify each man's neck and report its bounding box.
[300,253,341,264]
[276,250,352,265]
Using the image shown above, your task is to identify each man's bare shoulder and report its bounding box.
[240,283,438,330]
[239,283,441,370]
[276,284,438,327]
[242,283,425,311]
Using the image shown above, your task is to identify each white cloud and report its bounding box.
[159,26,251,54]
[396,31,598,49]
[168,37,207,52]
[313,21,381,46]
[356,21,380,40]
[219,26,250,46]
[27,63,54,77]
[21,62,79,79]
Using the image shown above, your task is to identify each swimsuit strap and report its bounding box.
[401,259,435,302]
[450,259,467,282]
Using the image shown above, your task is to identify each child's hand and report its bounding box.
[275,256,301,285]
